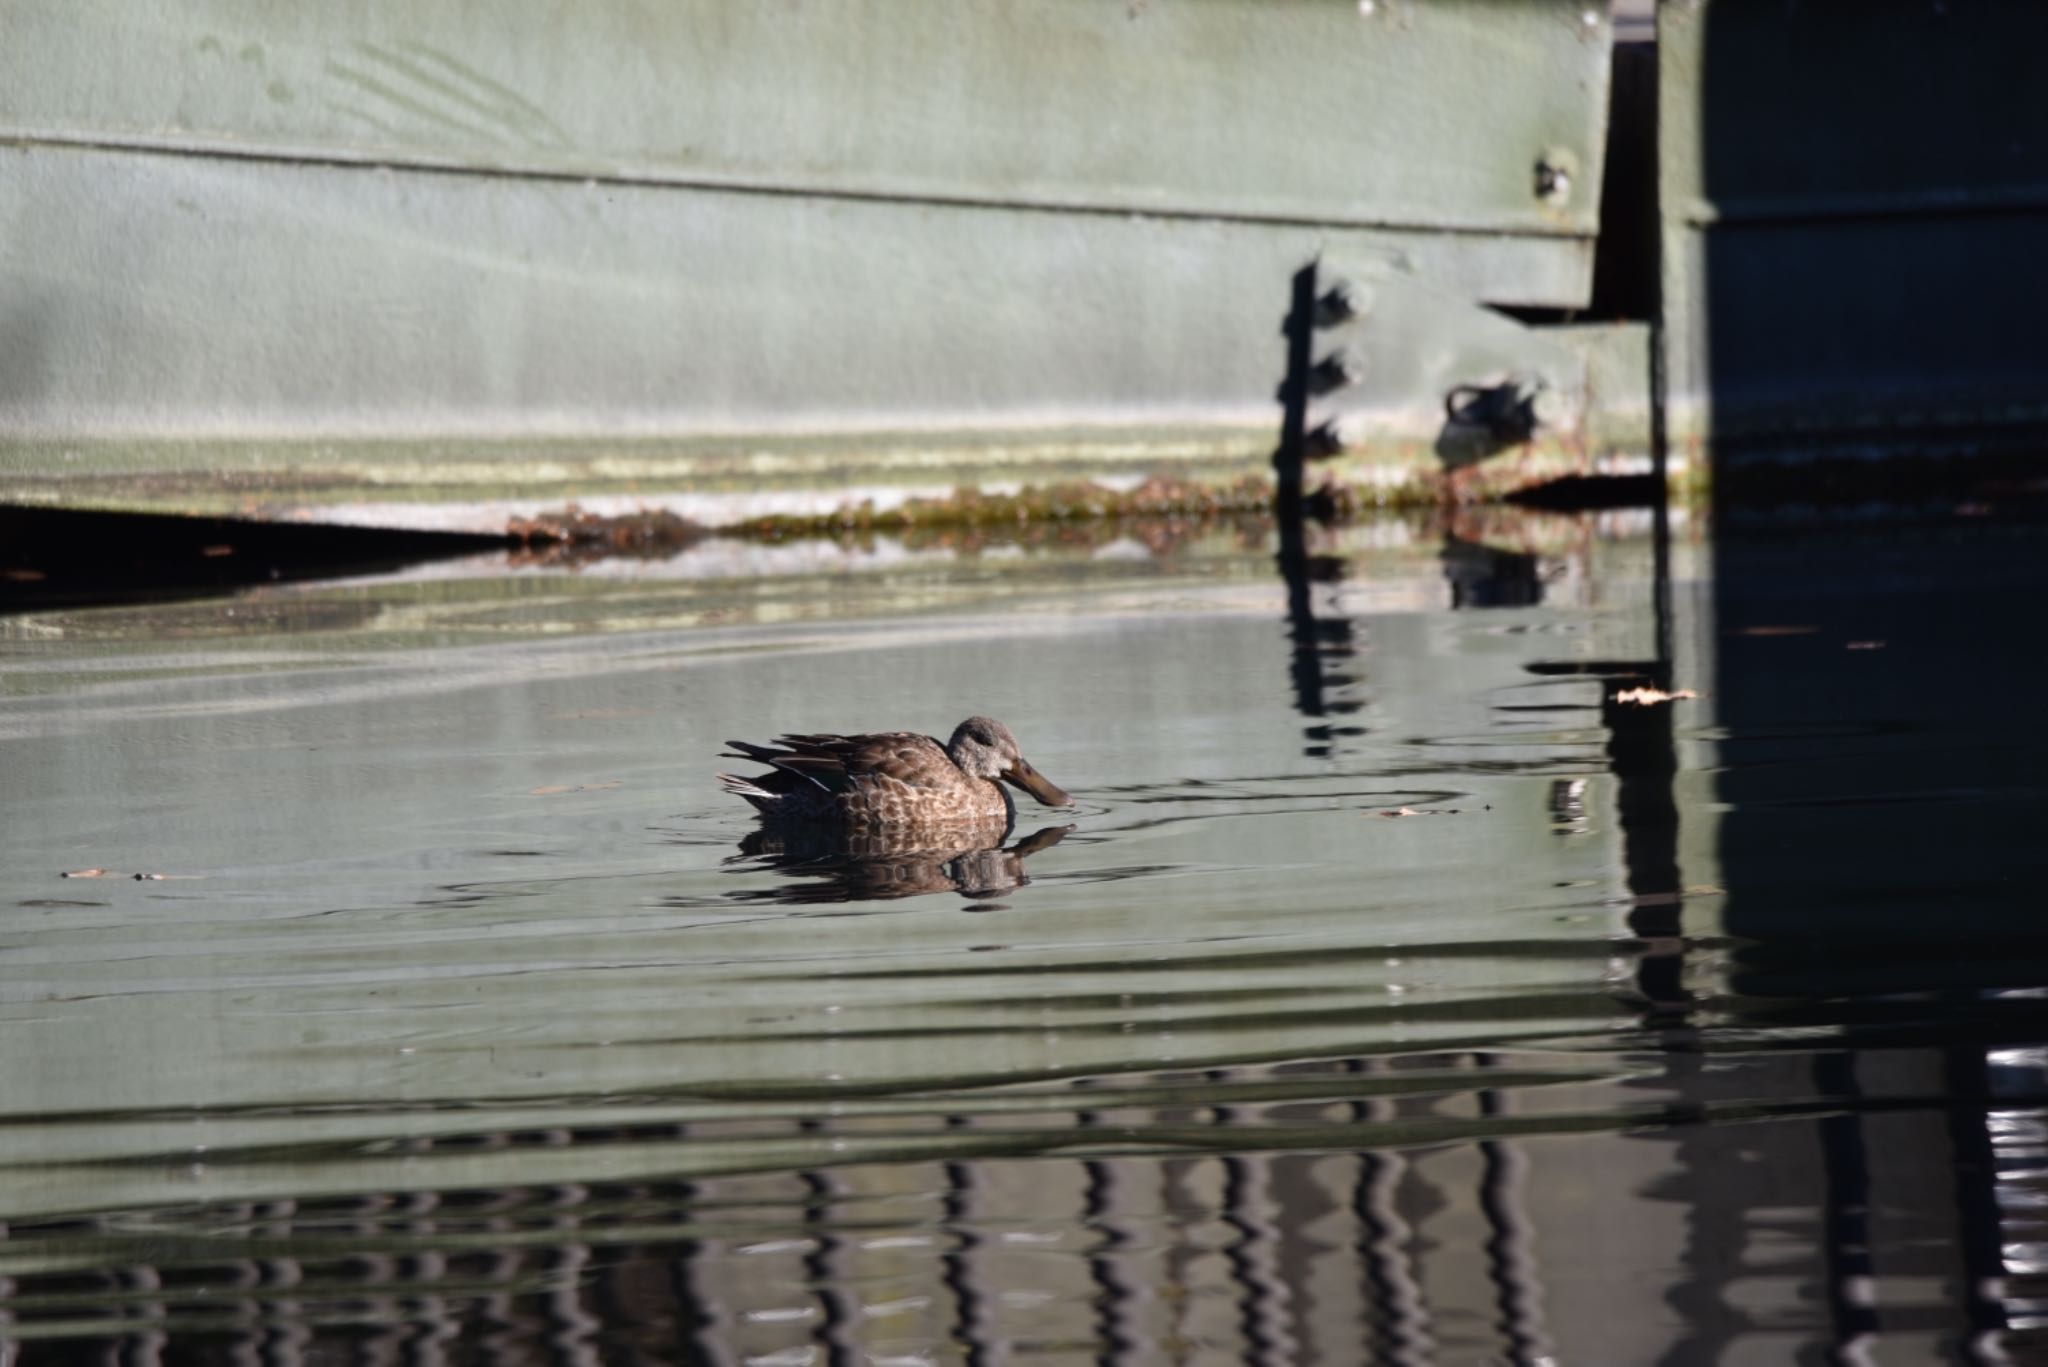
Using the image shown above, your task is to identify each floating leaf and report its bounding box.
[1614,687,1698,706]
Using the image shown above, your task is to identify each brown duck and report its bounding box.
[718,716,1073,830]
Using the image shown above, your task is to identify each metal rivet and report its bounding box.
[1309,349,1364,395]
[1313,280,1372,327]
[1304,416,1365,460]
[1534,149,1578,208]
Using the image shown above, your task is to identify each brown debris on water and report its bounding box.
[508,505,708,563]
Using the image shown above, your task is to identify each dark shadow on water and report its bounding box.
[0,505,508,610]
[1693,509,2048,1365]
[1687,5,2048,1341]
[1274,262,1369,763]
[1441,532,1544,610]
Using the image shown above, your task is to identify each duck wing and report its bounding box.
[720,731,954,795]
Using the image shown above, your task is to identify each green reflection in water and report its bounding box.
[4,509,2038,1363]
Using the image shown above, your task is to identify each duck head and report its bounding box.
[946,716,1074,808]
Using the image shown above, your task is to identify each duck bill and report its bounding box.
[1003,757,1074,808]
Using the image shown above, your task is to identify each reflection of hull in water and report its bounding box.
[733,822,1075,903]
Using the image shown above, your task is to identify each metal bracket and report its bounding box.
[1283,253,1586,465]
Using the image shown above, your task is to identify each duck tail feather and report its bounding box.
[716,772,781,812]
[721,740,786,763]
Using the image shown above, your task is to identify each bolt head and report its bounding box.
[1534,149,1577,207]
[1304,415,1366,460]
[1309,348,1365,395]
[1314,280,1373,327]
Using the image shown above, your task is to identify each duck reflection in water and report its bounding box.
[717,716,1078,903]
[730,821,1075,904]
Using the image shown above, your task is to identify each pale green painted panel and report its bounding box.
[0,143,1590,450]
[1308,254,1591,443]
[1,1,1614,510]
[3,0,1613,237]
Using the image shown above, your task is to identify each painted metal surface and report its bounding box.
[1281,253,1653,501]
[1658,0,2048,458]
[0,1,1617,523]
[0,145,1595,446]
[5,0,1613,236]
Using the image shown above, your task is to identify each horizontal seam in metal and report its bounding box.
[2,130,1594,242]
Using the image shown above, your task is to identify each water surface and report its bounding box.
[0,508,2041,1364]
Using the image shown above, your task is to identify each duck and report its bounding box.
[718,716,1073,830]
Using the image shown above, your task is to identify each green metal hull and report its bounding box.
[1,0,1615,523]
